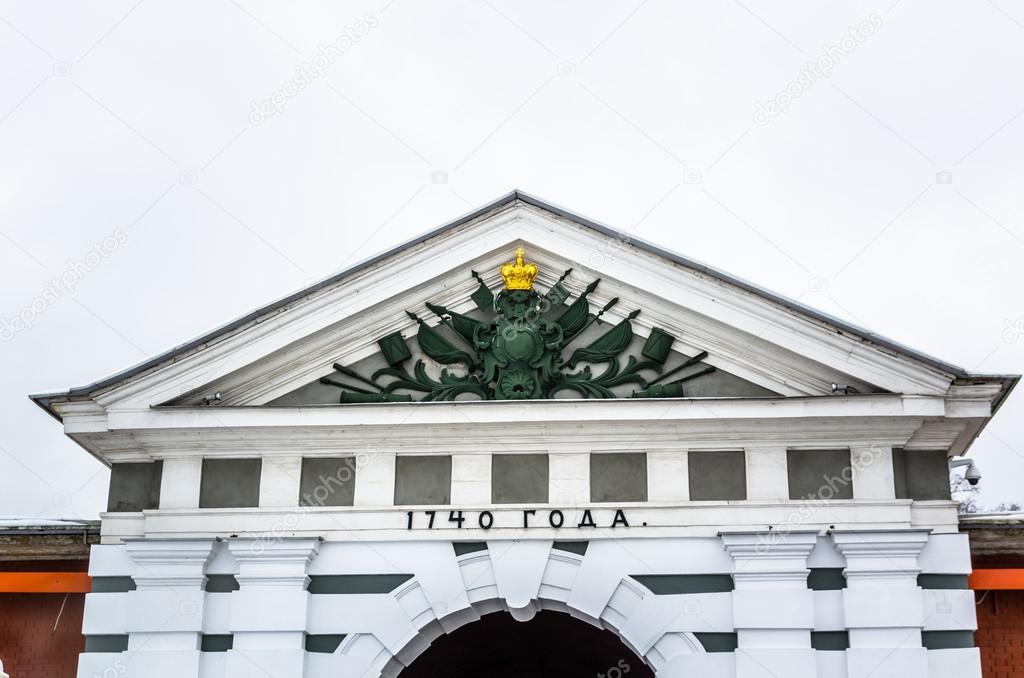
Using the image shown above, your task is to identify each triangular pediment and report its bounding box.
[35,192,988,418]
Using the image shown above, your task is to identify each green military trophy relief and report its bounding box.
[320,247,716,402]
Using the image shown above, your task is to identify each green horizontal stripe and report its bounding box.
[917,574,969,590]
[811,631,849,651]
[90,577,136,593]
[305,634,346,653]
[552,541,589,556]
[695,633,737,652]
[922,630,974,650]
[205,575,240,592]
[84,635,128,653]
[201,635,233,652]
[632,574,734,594]
[452,542,488,556]
[808,568,846,591]
[308,574,413,594]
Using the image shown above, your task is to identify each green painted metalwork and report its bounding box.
[321,261,714,402]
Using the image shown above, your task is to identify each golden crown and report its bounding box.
[500,247,538,290]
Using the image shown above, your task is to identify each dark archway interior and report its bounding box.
[398,610,656,678]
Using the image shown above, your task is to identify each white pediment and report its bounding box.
[36,192,1002,422]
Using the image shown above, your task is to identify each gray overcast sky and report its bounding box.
[1,0,1022,519]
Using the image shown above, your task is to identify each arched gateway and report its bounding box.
[32,192,1013,678]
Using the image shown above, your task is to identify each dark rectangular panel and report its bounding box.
[808,568,846,591]
[688,451,746,501]
[903,449,951,501]
[452,542,488,556]
[308,574,413,594]
[91,577,136,593]
[787,449,853,500]
[811,631,849,651]
[394,456,451,505]
[305,634,346,653]
[84,635,129,653]
[632,574,735,594]
[205,575,240,592]
[300,457,356,507]
[591,453,648,503]
[892,447,909,499]
[199,458,262,508]
[553,541,589,556]
[694,633,738,652]
[922,630,975,649]
[917,574,968,589]
[200,635,233,652]
[491,454,549,504]
[107,461,162,512]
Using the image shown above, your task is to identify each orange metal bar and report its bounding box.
[969,569,1024,590]
[0,572,92,593]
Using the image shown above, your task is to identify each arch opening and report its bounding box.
[397,609,655,678]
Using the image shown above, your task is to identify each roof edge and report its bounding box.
[31,189,1013,421]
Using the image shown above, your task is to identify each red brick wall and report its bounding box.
[977,589,1024,678]
[0,592,85,678]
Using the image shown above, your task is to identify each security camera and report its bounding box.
[949,458,981,486]
[201,392,221,406]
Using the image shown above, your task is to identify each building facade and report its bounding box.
[30,193,1017,678]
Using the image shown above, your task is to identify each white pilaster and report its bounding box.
[450,453,491,505]
[722,530,818,678]
[158,457,203,509]
[832,530,930,678]
[353,451,396,506]
[122,539,216,678]
[259,455,302,507]
[549,452,589,505]
[226,537,320,678]
[744,446,788,501]
[647,450,688,501]
[850,445,896,500]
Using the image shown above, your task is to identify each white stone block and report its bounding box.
[736,648,816,678]
[843,587,924,629]
[450,453,491,505]
[353,451,396,507]
[812,590,846,630]
[82,592,128,634]
[850,445,895,500]
[225,648,305,677]
[659,652,736,678]
[126,590,205,633]
[927,648,982,678]
[202,592,233,633]
[744,446,788,501]
[258,455,301,507]
[77,652,127,678]
[549,453,589,505]
[922,589,977,630]
[88,544,135,576]
[816,650,848,678]
[122,649,201,678]
[158,457,202,509]
[733,589,814,629]
[647,450,688,501]
[847,647,927,678]
[918,534,972,574]
[230,589,311,631]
